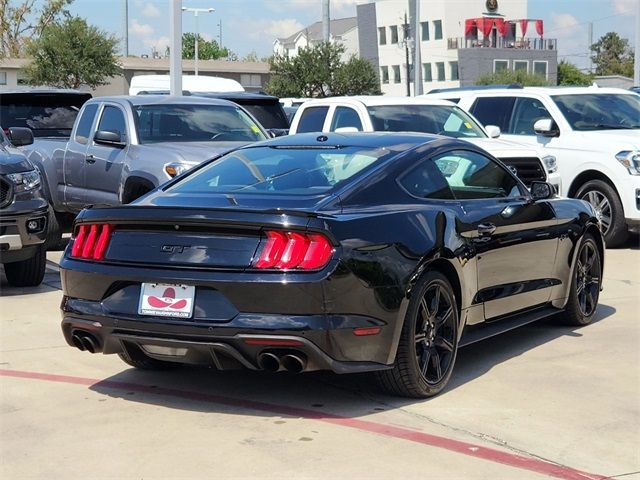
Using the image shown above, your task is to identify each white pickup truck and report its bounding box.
[288,96,558,191]
[426,86,640,246]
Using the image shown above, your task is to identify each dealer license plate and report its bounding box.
[138,283,195,318]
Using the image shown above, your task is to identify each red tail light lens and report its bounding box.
[254,230,333,270]
[70,224,114,260]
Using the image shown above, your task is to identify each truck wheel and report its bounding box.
[576,180,628,247]
[4,244,46,287]
[122,183,152,204]
[45,208,63,250]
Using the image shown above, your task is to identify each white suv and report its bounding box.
[289,96,558,191]
[427,87,640,246]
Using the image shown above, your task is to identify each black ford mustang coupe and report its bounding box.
[60,133,604,398]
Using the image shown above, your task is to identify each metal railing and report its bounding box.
[448,37,557,50]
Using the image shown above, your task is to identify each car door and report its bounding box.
[63,102,99,211]
[84,104,128,206]
[433,149,559,320]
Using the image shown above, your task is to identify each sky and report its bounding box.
[53,0,638,70]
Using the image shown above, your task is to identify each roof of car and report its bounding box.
[0,88,90,95]
[427,86,637,98]
[87,95,240,107]
[240,131,448,150]
[300,96,456,107]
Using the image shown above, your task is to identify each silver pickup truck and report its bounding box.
[22,95,268,245]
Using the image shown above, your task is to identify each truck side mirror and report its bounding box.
[7,127,34,147]
[94,130,126,148]
[533,118,559,137]
[484,125,501,138]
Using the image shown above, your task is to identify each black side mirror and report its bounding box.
[267,128,288,138]
[7,127,34,147]
[530,181,555,201]
[94,130,126,148]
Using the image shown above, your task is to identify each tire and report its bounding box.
[576,180,628,247]
[45,208,63,250]
[376,271,459,398]
[4,244,46,287]
[561,234,602,326]
[117,344,177,370]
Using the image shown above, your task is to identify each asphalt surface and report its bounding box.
[1,237,638,479]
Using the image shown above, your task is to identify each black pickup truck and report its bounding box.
[0,127,49,287]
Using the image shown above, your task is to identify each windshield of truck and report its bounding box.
[552,93,640,130]
[0,93,91,137]
[133,104,268,143]
[366,105,487,138]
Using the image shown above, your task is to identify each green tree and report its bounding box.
[23,16,121,89]
[475,69,550,86]
[557,60,593,86]
[332,55,381,96]
[181,32,229,60]
[590,32,635,77]
[266,42,379,97]
[0,0,72,58]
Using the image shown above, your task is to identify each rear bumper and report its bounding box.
[60,305,394,374]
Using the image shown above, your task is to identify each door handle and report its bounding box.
[477,223,496,236]
[85,154,96,164]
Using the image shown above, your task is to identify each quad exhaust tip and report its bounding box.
[257,352,281,372]
[71,331,101,354]
[281,354,306,373]
[257,351,307,373]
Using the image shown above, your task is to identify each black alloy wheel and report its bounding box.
[377,271,459,398]
[561,234,602,326]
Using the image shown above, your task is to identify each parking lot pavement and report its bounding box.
[1,240,638,479]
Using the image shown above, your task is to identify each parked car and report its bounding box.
[129,75,244,95]
[59,132,603,398]
[0,127,48,287]
[21,95,269,246]
[426,86,640,246]
[289,96,558,189]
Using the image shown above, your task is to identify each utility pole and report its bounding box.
[635,0,639,86]
[402,13,411,96]
[122,0,128,57]
[218,20,223,49]
[410,0,423,95]
[182,7,215,76]
[588,22,593,74]
[169,0,182,95]
[322,0,330,42]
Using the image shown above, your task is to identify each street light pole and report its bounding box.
[182,7,215,76]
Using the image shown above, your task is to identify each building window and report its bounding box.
[514,60,528,73]
[436,62,445,81]
[450,61,459,81]
[423,63,432,82]
[494,60,509,72]
[241,74,262,87]
[390,25,399,44]
[0,72,6,85]
[533,61,548,78]
[408,64,414,83]
[392,65,401,84]
[421,21,430,41]
[433,20,443,40]
[378,27,386,45]
[16,72,27,85]
[380,66,389,84]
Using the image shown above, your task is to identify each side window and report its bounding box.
[508,97,552,135]
[330,107,363,131]
[433,150,522,199]
[296,106,329,133]
[469,96,515,131]
[97,106,127,139]
[398,158,455,200]
[74,104,98,145]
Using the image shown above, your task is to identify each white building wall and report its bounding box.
[375,0,527,95]
[273,29,359,62]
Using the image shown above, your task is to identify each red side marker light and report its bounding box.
[353,327,381,336]
[243,338,305,347]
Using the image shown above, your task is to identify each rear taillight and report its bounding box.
[253,230,334,270]
[70,224,114,260]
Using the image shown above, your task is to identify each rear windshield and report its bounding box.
[133,104,268,144]
[552,93,640,130]
[169,145,396,196]
[0,93,91,137]
[366,105,487,138]
[234,102,289,129]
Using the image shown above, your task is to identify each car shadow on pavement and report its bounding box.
[87,303,616,416]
